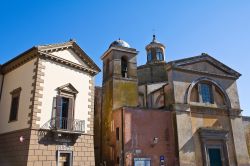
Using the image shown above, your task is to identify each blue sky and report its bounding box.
[0,1,250,115]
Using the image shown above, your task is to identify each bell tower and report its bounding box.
[101,39,138,109]
[100,39,138,165]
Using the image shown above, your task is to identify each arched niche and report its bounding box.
[185,77,231,109]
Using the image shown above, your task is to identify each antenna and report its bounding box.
[152,28,156,36]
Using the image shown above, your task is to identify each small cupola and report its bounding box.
[145,35,166,63]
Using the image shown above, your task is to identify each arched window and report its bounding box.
[156,48,164,61]
[121,57,128,78]
[106,59,110,78]
[188,78,228,107]
[147,51,152,61]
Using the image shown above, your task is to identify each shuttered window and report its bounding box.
[54,95,74,130]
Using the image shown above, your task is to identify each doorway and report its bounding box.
[208,148,222,166]
[57,151,72,166]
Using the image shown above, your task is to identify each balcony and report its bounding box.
[41,117,85,134]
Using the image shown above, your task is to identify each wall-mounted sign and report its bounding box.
[135,149,142,154]
[134,158,151,166]
[56,144,73,151]
[160,155,165,166]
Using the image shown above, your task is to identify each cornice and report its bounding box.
[1,49,37,74]
[167,54,241,79]
[1,40,100,75]
[101,46,138,60]
[170,66,238,79]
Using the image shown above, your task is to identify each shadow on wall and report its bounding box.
[38,130,77,146]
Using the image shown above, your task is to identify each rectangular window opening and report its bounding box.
[116,127,119,141]
[200,84,213,104]
[9,87,21,122]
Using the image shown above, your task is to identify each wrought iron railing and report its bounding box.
[41,117,85,133]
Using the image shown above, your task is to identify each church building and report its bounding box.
[94,36,250,166]
[0,40,100,166]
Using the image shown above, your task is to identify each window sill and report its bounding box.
[190,102,227,110]
[8,119,18,123]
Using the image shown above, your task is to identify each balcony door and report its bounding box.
[60,97,70,129]
[56,96,73,130]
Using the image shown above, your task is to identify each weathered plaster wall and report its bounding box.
[94,86,102,165]
[39,59,92,132]
[243,117,250,156]
[170,70,240,109]
[190,112,237,166]
[137,63,168,85]
[0,74,3,94]
[230,117,250,165]
[0,59,36,133]
[113,79,138,110]
[113,108,177,166]
[101,80,113,165]
[167,61,249,165]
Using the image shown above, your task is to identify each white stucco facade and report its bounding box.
[38,58,92,132]
[51,49,88,67]
[0,59,36,133]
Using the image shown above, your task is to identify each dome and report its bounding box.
[146,35,165,49]
[109,39,130,48]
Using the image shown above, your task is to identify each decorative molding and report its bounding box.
[173,66,238,79]
[1,40,100,76]
[10,87,22,95]
[101,46,138,60]
[198,127,230,166]
[57,83,79,96]
[29,57,45,129]
[185,77,231,109]
[1,49,37,74]
[87,77,95,135]
[167,53,241,78]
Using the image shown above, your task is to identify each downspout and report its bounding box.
[121,107,125,165]
[100,87,104,164]
[0,74,5,101]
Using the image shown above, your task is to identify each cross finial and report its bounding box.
[152,28,156,42]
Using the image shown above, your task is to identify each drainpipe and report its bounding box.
[121,107,125,165]
[0,74,4,101]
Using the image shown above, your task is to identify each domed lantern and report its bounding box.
[145,35,166,63]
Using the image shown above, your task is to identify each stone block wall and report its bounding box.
[26,129,95,166]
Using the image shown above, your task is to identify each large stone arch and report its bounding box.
[185,77,231,109]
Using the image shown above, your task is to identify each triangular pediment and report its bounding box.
[38,40,101,73]
[50,48,88,67]
[169,54,241,78]
[57,83,78,94]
